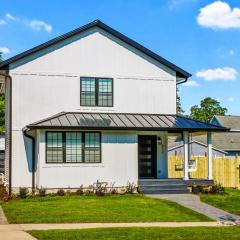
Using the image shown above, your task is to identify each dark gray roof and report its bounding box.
[26,112,227,132]
[0,20,191,80]
[168,132,240,152]
[211,115,240,130]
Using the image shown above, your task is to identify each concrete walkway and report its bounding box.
[0,206,8,224]
[147,194,240,224]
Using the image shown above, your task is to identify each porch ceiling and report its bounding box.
[25,112,228,132]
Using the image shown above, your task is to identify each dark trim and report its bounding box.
[45,131,102,164]
[80,77,113,107]
[23,130,36,193]
[0,72,12,195]
[28,125,228,132]
[0,20,191,79]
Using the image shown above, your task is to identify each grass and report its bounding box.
[1,194,211,223]
[29,227,240,240]
[201,188,240,216]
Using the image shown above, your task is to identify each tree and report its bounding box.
[190,97,227,122]
[176,87,184,115]
[0,52,4,133]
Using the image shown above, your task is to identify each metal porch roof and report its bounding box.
[25,112,228,132]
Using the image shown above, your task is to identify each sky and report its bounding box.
[0,0,240,115]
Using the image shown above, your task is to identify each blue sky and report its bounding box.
[0,0,240,115]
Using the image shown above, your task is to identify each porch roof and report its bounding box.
[25,112,228,132]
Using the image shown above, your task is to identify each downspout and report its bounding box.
[0,71,12,195]
[23,128,36,193]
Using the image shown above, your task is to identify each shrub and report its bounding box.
[75,185,84,196]
[192,185,204,194]
[2,194,12,202]
[209,183,225,194]
[94,180,108,196]
[56,189,65,196]
[0,184,8,199]
[38,187,47,197]
[19,187,29,199]
[126,181,137,194]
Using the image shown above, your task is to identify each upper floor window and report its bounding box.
[80,77,113,107]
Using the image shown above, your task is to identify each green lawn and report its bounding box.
[30,227,240,240]
[201,188,240,216]
[1,194,211,223]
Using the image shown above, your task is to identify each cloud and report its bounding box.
[28,20,52,33]
[0,19,6,25]
[229,49,235,55]
[196,67,238,81]
[5,12,52,33]
[197,1,240,29]
[169,0,198,9]
[5,13,18,21]
[0,47,10,54]
[182,80,200,87]
[227,97,234,102]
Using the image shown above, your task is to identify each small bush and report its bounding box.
[38,187,47,197]
[84,190,94,196]
[75,185,84,196]
[2,194,12,202]
[56,189,65,196]
[0,184,8,199]
[94,180,108,196]
[192,185,204,194]
[209,183,225,194]
[19,187,29,199]
[126,181,137,194]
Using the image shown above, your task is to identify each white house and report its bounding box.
[0,20,226,194]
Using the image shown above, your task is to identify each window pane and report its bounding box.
[46,132,63,163]
[98,79,113,107]
[81,78,96,106]
[66,132,83,163]
[84,132,101,163]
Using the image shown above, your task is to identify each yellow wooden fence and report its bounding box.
[168,156,240,188]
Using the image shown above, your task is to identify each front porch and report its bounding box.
[138,131,215,181]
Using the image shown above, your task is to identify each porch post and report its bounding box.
[207,132,213,180]
[183,131,189,180]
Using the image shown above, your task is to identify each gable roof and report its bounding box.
[168,140,227,154]
[211,115,240,130]
[0,20,191,80]
[25,112,227,132]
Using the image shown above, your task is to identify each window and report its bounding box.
[80,77,113,107]
[46,132,101,163]
[84,132,101,163]
[66,132,82,163]
[46,132,63,163]
[188,159,197,172]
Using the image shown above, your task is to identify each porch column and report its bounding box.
[183,131,189,180]
[207,132,213,180]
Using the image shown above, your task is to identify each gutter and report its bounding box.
[0,71,12,195]
[23,128,36,193]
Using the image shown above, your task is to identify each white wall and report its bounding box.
[36,131,138,188]
[8,26,177,188]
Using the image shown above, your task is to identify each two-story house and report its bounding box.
[0,20,226,194]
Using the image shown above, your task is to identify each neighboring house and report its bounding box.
[0,20,226,193]
[168,140,227,158]
[0,134,5,174]
[169,115,240,157]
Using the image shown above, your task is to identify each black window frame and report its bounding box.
[46,131,101,164]
[80,77,113,107]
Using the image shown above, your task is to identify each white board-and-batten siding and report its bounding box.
[7,26,177,189]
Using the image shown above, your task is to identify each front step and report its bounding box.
[138,179,189,194]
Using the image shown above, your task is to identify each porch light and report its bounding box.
[157,137,162,145]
